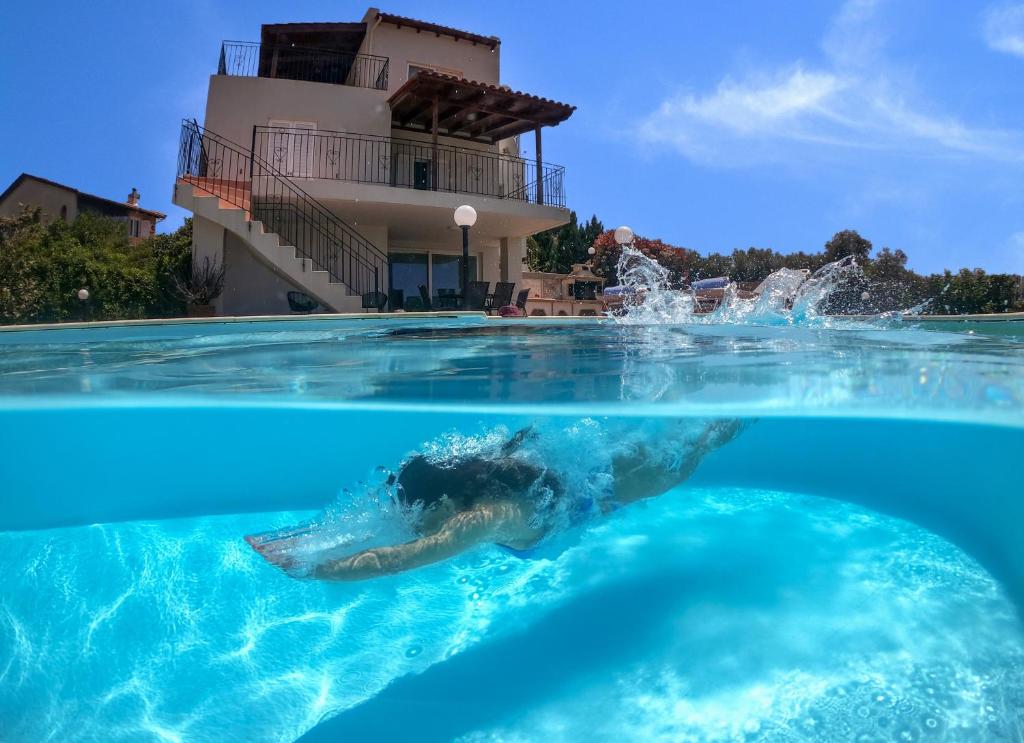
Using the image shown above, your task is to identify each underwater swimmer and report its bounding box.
[247,420,741,581]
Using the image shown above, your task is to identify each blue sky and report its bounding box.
[2,0,1023,274]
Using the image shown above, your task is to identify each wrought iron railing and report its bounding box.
[217,41,389,91]
[253,126,567,208]
[177,120,389,298]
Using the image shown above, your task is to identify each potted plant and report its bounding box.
[174,256,226,317]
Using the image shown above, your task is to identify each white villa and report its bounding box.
[174,8,575,315]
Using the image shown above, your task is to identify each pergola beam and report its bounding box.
[388,70,575,143]
[398,98,436,127]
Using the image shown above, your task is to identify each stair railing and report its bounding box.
[177,119,388,298]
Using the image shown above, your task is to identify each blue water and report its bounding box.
[1,317,1023,742]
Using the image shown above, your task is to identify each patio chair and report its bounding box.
[488,282,515,314]
[515,289,530,310]
[404,296,424,312]
[361,291,388,312]
[418,284,433,311]
[464,281,490,311]
[388,288,405,312]
[287,291,318,314]
[435,287,459,310]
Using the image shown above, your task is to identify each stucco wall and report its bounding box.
[204,75,392,149]
[358,18,500,92]
[219,231,309,316]
[0,179,77,222]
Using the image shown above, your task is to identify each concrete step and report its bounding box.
[173,181,358,312]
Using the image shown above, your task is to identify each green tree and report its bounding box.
[0,209,192,325]
[690,252,733,281]
[824,229,873,264]
[526,212,604,273]
[590,229,696,287]
[927,268,1021,314]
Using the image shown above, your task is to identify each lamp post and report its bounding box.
[454,205,477,308]
[614,225,634,247]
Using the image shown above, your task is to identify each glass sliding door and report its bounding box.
[431,254,478,303]
[388,253,428,309]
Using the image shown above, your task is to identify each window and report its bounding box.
[413,160,431,190]
[389,251,482,306]
[408,62,463,80]
[128,218,141,238]
[431,254,478,297]
[60,205,68,221]
[388,253,429,307]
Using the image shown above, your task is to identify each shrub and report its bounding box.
[0,208,192,325]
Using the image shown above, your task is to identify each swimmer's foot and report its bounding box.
[699,419,747,451]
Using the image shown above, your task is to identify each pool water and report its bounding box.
[1,316,1023,742]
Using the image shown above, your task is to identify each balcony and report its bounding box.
[253,126,567,208]
[217,41,389,91]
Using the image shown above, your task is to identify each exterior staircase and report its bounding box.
[173,121,389,313]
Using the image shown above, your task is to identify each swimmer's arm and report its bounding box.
[310,501,535,581]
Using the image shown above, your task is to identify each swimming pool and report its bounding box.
[1,313,1023,742]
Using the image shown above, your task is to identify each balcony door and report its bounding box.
[266,120,317,178]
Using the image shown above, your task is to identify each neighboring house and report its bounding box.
[174,7,575,315]
[0,173,165,244]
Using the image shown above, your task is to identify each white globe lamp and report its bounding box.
[614,225,634,246]
[453,205,477,228]
[454,205,478,308]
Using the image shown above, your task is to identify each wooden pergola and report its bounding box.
[388,70,575,205]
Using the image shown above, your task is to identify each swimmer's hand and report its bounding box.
[245,534,306,577]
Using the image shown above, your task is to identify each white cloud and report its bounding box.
[639,0,1024,167]
[983,3,1024,57]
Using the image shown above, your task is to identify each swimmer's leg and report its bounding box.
[305,501,540,581]
[611,418,746,506]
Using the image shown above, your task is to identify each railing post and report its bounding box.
[249,126,256,180]
[534,125,544,206]
[431,96,439,191]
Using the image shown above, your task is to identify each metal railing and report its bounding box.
[177,120,389,298]
[253,126,567,208]
[217,41,389,91]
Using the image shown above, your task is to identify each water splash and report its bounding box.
[612,247,874,327]
[244,468,421,577]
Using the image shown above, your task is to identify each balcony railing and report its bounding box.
[253,126,567,208]
[217,41,389,91]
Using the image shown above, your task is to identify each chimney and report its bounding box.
[127,187,140,207]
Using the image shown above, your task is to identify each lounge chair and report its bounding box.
[464,281,490,310]
[487,282,515,314]
[361,291,388,312]
[388,288,405,312]
[287,291,318,314]
[418,284,433,311]
[515,289,530,310]
[435,288,459,309]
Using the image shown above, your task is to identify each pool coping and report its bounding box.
[0,309,1022,334]
[0,311,490,334]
